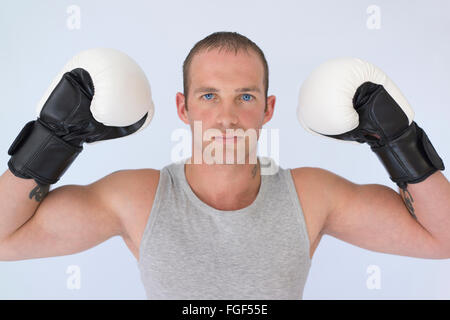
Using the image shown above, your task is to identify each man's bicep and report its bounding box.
[0,175,122,261]
[321,172,445,259]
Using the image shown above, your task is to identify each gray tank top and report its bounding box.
[138,157,311,299]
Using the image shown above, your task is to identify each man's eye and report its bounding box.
[202,93,214,100]
[241,94,253,101]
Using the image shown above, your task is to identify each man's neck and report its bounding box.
[184,157,261,211]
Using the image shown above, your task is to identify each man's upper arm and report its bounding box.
[0,171,129,261]
[316,168,445,259]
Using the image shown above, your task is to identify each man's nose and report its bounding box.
[216,102,238,127]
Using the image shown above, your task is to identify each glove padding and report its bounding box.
[8,48,155,186]
[297,57,444,190]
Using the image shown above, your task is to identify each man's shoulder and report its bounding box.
[109,168,160,180]
[290,166,345,186]
[89,168,161,240]
[290,166,331,184]
[107,168,160,190]
[90,168,161,208]
[290,166,355,202]
[289,166,354,235]
[290,167,331,203]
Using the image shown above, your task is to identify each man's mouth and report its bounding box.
[214,136,244,142]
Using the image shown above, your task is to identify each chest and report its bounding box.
[138,213,310,299]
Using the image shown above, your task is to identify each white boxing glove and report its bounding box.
[296,57,444,193]
[8,48,155,185]
[38,48,154,131]
[297,57,413,139]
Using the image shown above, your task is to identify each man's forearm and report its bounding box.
[399,171,450,251]
[0,170,49,241]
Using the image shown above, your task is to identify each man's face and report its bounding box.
[176,48,275,164]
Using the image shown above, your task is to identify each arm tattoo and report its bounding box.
[400,187,417,220]
[251,164,257,178]
[29,184,50,202]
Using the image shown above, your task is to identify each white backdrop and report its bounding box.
[0,0,449,299]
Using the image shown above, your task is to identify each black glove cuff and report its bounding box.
[371,121,445,189]
[7,119,83,185]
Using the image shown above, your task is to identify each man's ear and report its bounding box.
[176,92,189,125]
[262,95,276,125]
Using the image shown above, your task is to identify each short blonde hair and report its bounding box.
[182,31,269,110]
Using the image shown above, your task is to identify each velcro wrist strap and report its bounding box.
[371,121,445,188]
[7,120,82,185]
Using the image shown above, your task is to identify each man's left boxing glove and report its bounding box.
[297,58,444,193]
[8,48,154,186]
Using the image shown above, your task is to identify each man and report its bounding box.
[0,32,449,299]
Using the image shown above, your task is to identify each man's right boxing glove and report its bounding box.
[8,48,155,187]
